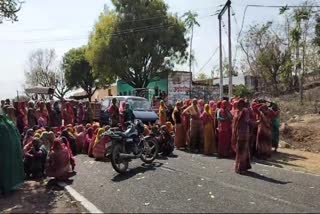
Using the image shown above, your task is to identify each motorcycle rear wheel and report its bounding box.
[140,138,158,164]
[111,143,129,174]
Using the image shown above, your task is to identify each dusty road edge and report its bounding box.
[57,182,103,214]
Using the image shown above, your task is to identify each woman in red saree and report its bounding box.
[46,138,76,180]
[183,99,202,153]
[217,100,233,158]
[119,101,126,130]
[63,102,74,126]
[256,104,272,159]
[172,101,185,149]
[201,104,216,155]
[83,127,93,154]
[233,99,251,174]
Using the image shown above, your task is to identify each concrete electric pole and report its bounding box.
[218,0,232,100]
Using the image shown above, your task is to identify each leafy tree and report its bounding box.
[233,85,253,98]
[0,0,23,23]
[63,46,112,102]
[86,0,188,89]
[24,48,70,100]
[182,10,200,73]
[196,72,208,80]
[314,15,320,53]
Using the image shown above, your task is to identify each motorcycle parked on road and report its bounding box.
[105,120,158,174]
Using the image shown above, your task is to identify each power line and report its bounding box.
[0,15,214,44]
[197,47,219,74]
[0,8,216,33]
[237,4,320,43]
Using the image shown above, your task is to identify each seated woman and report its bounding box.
[46,138,76,180]
[83,127,93,154]
[88,124,99,158]
[40,131,55,152]
[24,139,47,179]
[75,125,86,153]
[93,128,108,160]
[61,129,77,156]
[23,129,34,146]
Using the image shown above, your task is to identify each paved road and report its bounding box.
[70,151,320,213]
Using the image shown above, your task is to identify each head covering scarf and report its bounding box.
[159,100,167,111]
[94,128,105,147]
[119,101,126,114]
[204,104,210,114]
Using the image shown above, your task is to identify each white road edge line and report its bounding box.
[58,182,103,214]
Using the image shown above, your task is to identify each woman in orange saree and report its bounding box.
[172,101,185,149]
[159,100,167,126]
[93,128,106,160]
[200,104,216,155]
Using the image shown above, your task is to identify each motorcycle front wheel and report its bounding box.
[140,138,158,164]
[111,143,129,174]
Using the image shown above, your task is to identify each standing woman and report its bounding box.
[200,104,216,155]
[182,99,191,148]
[217,100,233,158]
[159,100,167,126]
[172,101,185,150]
[233,99,251,174]
[209,100,218,154]
[271,104,280,152]
[183,99,202,153]
[27,101,37,128]
[256,104,272,159]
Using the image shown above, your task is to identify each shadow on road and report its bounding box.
[242,171,292,185]
[111,162,163,182]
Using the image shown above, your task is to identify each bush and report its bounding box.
[234,85,253,98]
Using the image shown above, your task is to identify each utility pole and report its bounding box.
[227,1,233,99]
[218,0,231,100]
[218,18,223,99]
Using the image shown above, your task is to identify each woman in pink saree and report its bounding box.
[46,138,76,180]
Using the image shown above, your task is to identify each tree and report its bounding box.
[196,72,208,80]
[234,85,253,98]
[86,0,188,89]
[314,15,320,51]
[25,49,57,88]
[54,68,70,101]
[182,10,200,74]
[0,0,23,23]
[63,46,111,102]
[24,48,69,100]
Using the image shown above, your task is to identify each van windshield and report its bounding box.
[127,98,151,111]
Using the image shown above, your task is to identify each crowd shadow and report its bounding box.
[0,179,64,213]
[253,151,307,169]
[242,171,292,185]
[112,162,163,182]
[156,153,179,160]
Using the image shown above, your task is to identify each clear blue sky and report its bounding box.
[0,0,305,99]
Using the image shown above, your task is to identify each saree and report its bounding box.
[217,104,232,158]
[93,128,106,160]
[233,108,251,173]
[256,110,272,159]
[201,107,216,155]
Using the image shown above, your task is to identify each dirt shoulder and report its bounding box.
[257,148,320,175]
[0,180,85,213]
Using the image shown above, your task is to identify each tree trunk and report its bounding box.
[189,25,194,74]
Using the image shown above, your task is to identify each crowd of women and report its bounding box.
[158,98,280,174]
[1,95,280,181]
[0,99,104,181]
